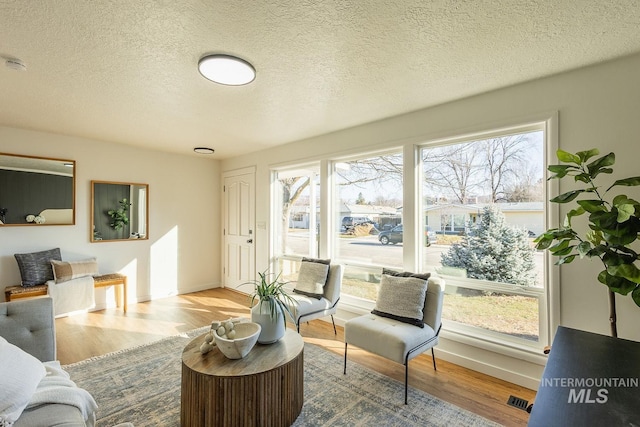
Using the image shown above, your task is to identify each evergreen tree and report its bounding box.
[441,205,536,286]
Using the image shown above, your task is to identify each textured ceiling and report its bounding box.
[1,1,640,159]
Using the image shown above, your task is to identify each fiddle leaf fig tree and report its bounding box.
[534,149,640,337]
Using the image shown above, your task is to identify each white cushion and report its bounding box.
[51,258,98,283]
[293,258,330,299]
[345,314,437,364]
[372,270,429,327]
[289,294,333,322]
[0,336,47,425]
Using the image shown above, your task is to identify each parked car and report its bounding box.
[342,216,372,228]
[378,224,437,246]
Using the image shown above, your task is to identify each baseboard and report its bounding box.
[434,347,541,390]
[331,309,542,391]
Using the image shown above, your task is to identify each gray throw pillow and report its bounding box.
[14,248,62,286]
[293,258,330,299]
[372,269,430,327]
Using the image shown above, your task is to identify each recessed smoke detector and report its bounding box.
[5,58,27,71]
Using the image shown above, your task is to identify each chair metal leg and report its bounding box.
[331,315,337,334]
[432,348,437,371]
[296,321,300,333]
[343,343,348,375]
[404,362,409,405]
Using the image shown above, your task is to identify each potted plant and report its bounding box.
[246,270,297,344]
[534,149,640,337]
[108,198,130,231]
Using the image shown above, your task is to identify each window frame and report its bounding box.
[270,112,559,358]
[415,117,558,353]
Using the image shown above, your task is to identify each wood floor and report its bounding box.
[55,288,536,426]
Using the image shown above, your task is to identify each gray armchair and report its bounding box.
[287,263,343,334]
[343,276,445,404]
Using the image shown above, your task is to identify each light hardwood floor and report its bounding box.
[55,288,537,426]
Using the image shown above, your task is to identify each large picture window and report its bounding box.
[421,127,547,346]
[271,118,554,354]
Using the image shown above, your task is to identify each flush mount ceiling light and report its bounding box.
[194,147,215,154]
[198,54,255,86]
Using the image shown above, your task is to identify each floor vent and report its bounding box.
[507,395,529,411]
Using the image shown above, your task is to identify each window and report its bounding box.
[273,165,320,260]
[270,117,555,354]
[332,151,403,299]
[273,165,322,286]
[420,127,547,348]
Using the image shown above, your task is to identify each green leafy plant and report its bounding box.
[534,149,640,337]
[246,270,297,321]
[108,198,130,230]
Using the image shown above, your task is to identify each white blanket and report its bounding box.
[26,362,98,427]
[47,276,95,316]
[0,338,47,427]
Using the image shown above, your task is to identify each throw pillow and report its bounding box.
[51,258,99,284]
[372,269,430,327]
[0,336,47,426]
[14,248,62,286]
[293,258,331,299]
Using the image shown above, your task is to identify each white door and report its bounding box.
[223,170,255,290]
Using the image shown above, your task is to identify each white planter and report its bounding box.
[251,302,285,344]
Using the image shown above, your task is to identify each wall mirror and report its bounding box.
[91,180,149,242]
[0,152,75,226]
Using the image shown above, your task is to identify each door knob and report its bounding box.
[247,239,253,243]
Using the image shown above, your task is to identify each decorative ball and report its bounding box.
[224,321,234,332]
[227,329,237,339]
[200,341,214,354]
[216,326,226,336]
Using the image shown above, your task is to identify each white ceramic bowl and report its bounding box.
[214,322,261,359]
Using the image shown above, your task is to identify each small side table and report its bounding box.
[93,274,127,313]
[181,328,304,427]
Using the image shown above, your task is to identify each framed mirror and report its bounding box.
[91,180,149,242]
[0,152,75,226]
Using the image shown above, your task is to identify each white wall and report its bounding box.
[221,52,640,388]
[0,126,222,307]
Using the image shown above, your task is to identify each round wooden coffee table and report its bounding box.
[181,328,304,427]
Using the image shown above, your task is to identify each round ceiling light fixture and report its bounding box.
[194,147,215,154]
[198,54,255,86]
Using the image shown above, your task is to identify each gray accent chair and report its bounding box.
[0,297,88,426]
[287,263,344,334]
[343,276,445,404]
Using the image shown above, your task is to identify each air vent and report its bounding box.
[507,395,529,411]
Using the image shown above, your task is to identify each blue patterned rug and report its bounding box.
[64,327,500,426]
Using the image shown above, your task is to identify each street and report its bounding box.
[284,232,544,287]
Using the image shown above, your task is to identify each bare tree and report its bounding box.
[504,174,544,202]
[423,144,481,203]
[481,135,529,202]
[279,176,311,253]
[336,154,403,194]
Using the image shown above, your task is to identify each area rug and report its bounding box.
[64,327,500,427]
